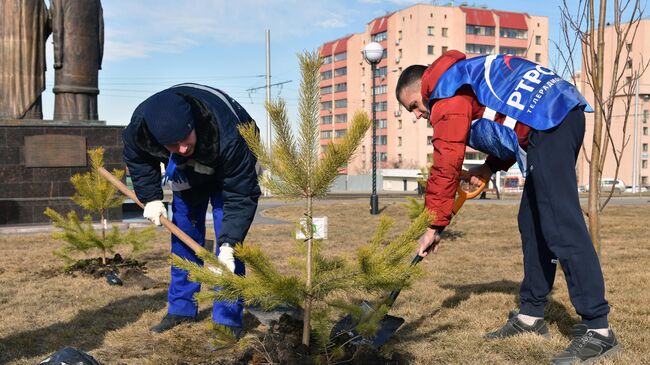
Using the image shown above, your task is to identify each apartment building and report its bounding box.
[577,19,650,188]
[318,3,548,175]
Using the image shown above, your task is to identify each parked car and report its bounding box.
[584,178,626,194]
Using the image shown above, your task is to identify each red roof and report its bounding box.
[334,35,352,54]
[320,41,335,57]
[460,7,495,27]
[494,10,529,30]
[369,14,391,34]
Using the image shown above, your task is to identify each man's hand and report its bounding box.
[143,200,167,226]
[464,163,492,188]
[207,245,236,275]
[217,245,236,273]
[417,227,441,257]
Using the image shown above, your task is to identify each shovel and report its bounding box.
[330,175,487,348]
[98,167,300,323]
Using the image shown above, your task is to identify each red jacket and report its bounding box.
[421,50,532,227]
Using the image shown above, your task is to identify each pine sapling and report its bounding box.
[44,147,154,266]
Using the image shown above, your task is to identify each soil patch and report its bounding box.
[64,253,162,290]
[226,314,409,365]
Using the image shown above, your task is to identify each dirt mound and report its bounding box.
[219,314,408,365]
[64,253,145,278]
[63,254,162,290]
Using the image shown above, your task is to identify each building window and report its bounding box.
[321,101,332,110]
[321,70,332,80]
[334,52,347,62]
[322,55,332,64]
[427,26,434,36]
[374,136,388,145]
[335,83,347,92]
[335,114,347,123]
[398,136,402,146]
[321,86,332,94]
[466,25,495,36]
[378,119,388,128]
[372,31,387,42]
[427,45,434,55]
[382,48,388,59]
[398,119,402,129]
[379,152,388,162]
[427,136,433,145]
[500,28,527,39]
[643,143,648,152]
[427,153,433,164]
[535,53,542,63]
[335,129,347,138]
[334,99,347,108]
[626,42,632,51]
[373,85,387,95]
[500,47,527,56]
[466,43,495,55]
[642,176,648,185]
[373,101,388,112]
[397,30,402,40]
[334,67,347,77]
[642,160,648,169]
[643,127,648,135]
[627,58,633,69]
[321,116,332,124]
[535,35,542,45]
[374,66,388,78]
[442,27,448,37]
[321,130,332,139]
[441,46,448,53]
[644,110,649,123]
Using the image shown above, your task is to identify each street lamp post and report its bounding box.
[363,42,384,215]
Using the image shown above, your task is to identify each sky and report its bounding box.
[37,0,620,136]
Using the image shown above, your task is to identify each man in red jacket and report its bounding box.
[396,50,621,364]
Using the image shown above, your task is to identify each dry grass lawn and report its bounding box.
[0,199,648,364]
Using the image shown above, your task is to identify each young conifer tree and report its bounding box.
[172,51,433,354]
[45,147,154,265]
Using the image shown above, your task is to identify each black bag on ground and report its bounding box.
[39,347,102,365]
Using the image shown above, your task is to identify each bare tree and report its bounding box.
[554,0,648,254]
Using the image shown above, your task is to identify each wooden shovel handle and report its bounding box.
[98,167,208,256]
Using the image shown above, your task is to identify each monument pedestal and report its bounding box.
[0,120,124,225]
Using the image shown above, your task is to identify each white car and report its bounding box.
[584,178,626,194]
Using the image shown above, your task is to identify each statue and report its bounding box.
[0,0,51,120]
[51,0,104,121]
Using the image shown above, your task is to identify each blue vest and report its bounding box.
[429,55,591,175]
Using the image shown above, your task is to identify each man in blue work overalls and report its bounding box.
[123,83,260,338]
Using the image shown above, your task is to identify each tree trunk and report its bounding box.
[302,193,313,347]
[587,0,607,255]
[101,210,107,265]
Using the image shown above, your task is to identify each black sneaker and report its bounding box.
[485,310,550,339]
[551,324,622,364]
[150,314,196,333]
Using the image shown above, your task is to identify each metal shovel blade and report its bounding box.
[330,300,405,348]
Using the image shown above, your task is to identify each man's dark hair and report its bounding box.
[395,65,427,102]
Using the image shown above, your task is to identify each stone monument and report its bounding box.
[51,0,104,121]
[0,0,124,225]
[0,0,50,120]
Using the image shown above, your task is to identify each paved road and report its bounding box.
[1,195,646,236]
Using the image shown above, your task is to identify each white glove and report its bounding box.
[217,246,236,273]
[208,245,236,275]
[143,200,167,226]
